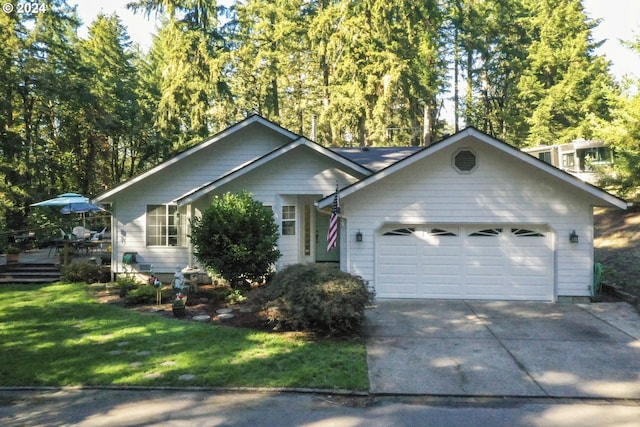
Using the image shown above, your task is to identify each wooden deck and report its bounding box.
[1,246,111,284]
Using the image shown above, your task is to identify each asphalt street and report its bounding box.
[2,388,640,427]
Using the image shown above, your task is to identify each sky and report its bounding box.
[72,0,640,81]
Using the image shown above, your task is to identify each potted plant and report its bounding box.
[172,293,187,318]
[6,246,20,263]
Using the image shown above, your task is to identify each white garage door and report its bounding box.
[376,224,553,300]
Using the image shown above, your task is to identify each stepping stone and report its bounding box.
[178,374,196,381]
[143,373,162,379]
[117,341,130,347]
[161,360,177,366]
[108,350,122,355]
[192,315,210,322]
[239,307,252,313]
[216,308,233,314]
[218,313,235,320]
[129,361,143,367]
[199,297,209,302]
[136,351,151,356]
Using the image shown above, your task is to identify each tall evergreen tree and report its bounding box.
[131,0,231,152]
[81,13,144,189]
[0,9,25,231]
[518,0,616,146]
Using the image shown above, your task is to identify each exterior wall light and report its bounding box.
[569,230,579,243]
[356,230,363,242]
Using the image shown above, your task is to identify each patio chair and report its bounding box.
[60,228,73,240]
[91,227,107,241]
[72,226,91,240]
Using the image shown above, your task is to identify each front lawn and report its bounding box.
[0,283,368,390]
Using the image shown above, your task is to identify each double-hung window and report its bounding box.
[281,205,296,235]
[146,205,186,246]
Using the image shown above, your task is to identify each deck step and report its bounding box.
[0,263,61,284]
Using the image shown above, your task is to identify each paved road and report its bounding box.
[2,388,640,427]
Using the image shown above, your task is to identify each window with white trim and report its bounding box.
[282,205,296,235]
[146,205,187,246]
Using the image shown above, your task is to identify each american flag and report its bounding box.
[327,187,339,251]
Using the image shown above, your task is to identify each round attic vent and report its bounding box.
[453,149,477,173]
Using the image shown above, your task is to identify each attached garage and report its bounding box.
[316,127,628,302]
[376,224,554,300]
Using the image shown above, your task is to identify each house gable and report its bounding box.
[318,128,627,210]
[94,115,299,204]
[175,138,371,205]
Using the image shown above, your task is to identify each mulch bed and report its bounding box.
[91,283,278,332]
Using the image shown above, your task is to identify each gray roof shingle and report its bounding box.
[331,147,422,171]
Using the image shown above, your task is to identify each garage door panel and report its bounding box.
[423,264,460,275]
[378,245,416,257]
[422,247,461,257]
[465,246,504,258]
[377,287,418,298]
[377,224,553,301]
[509,264,549,276]
[510,286,546,299]
[422,288,463,298]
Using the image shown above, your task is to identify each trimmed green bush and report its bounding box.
[62,262,110,283]
[261,264,374,336]
[125,284,158,305]
[116,276,138,297]
[191,191,281,290]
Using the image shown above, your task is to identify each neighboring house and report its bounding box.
[522,139,614,184]
[95,115,627,301]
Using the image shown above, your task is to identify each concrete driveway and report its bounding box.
[364,300,640,398]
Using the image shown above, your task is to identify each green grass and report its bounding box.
[0,283,369,390]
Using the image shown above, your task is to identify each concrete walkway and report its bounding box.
[364,300,640,398]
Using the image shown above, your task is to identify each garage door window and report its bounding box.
[511,228,545,237]
[469,228,502,236]
[428,228,458,236]
[383,227,415,236]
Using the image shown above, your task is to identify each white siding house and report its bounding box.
[95,117,626,301]
[94,115,369,275]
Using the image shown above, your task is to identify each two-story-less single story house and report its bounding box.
[94,115,627,301]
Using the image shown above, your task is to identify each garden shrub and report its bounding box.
[62,262,110,283]
[191,191,281,290]
[262,263,374,336]
[125,284,158,305]
[117,276,138,297]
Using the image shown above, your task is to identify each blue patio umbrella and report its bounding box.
[30,193,89,208]
[60,202,105,214]
[31,193,106,226]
